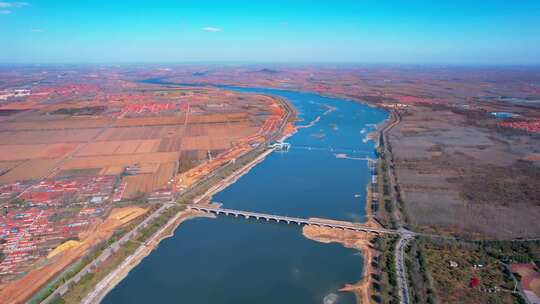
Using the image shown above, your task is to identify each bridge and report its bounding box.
[187,205,398,235]
[292,145,375,155]
[268,141,291,152]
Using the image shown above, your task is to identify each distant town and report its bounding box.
[0,65,538,304]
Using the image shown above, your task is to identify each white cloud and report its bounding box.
[31,28,44,33]
[0,2,29,8]
[202,27,222,32]
[0,9,11,14]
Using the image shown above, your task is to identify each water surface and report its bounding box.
[103,83,387,304]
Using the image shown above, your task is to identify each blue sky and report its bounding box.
[1,0,539,64]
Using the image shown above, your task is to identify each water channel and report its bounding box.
[102,83,388,304]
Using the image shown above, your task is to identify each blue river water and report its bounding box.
[102,84,388,304]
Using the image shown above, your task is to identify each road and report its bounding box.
[188,205,399,235]
[79,202,188,304]
[16,121,115,199]
[41,202,173,304]
[379,110,414,304]
[42,93,295,303]
[396,229,414,304]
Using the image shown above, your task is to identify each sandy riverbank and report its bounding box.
[303,184,379,304]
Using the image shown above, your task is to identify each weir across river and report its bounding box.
[187,205,398,235]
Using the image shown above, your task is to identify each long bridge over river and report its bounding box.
[187,205,398,235]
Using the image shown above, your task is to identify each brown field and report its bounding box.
[0,143,78,161]
[0,158,63,183]
[185,122,259,138]
[0,161,22,173]
[76,140,159,156]
[99,166,125,175]
[0,129,100,145]
[0,118,112,131]
[157,137,183,152]
[135,140,159,153]
[0,85,280,199]
[61,152,179,170]
[122,162,175,198]
[188,112,249,124]
[181,136,233,150]
[113,115,185,127]
[96,126,181,141]
[56,168,102,178]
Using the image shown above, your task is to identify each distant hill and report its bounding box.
[247,68,281,74]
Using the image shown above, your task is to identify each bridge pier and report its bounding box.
[189,205,394,235]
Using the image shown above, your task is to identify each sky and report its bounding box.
[1,0,539,64]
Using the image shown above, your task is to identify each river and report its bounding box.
[102,84,388,304]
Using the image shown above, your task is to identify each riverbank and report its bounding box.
[76,149,279,303]
[94,83,386,304]
[83,209,212,304]
[74,95,297,303]
[303,206,378,304]
[301,114,394,304]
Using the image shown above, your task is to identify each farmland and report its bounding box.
[0,68,289,302]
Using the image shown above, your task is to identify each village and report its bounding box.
[0,69,290,298]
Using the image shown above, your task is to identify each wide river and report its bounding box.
[102,84,388,304]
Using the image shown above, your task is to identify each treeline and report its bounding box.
[50,106,106,116]
[405,240,436,304]
[371,236,400,304]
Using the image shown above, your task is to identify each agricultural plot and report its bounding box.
[113,115,186,127]
[157,137,183,152]
[61,152,179,170]
[0,143,78,161]
[96,126,180,141]
[181,136,233,150]
[0,158,63,183]
[0,117,112,131]
[122,162,175,199]
[0,129,100,145]
[76,140,159,156]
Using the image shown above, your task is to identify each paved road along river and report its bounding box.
[102,84,388,304]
